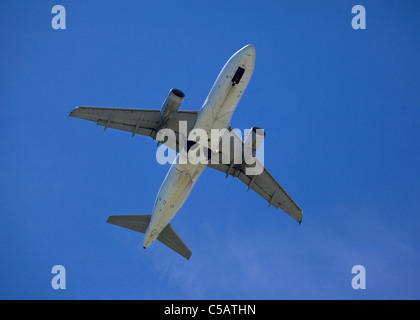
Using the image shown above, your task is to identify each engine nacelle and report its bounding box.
[160,88,185,125]
[243,127,266,157]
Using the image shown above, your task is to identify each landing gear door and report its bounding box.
[232,67,245,86]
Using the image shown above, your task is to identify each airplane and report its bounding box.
[69,44,302,260]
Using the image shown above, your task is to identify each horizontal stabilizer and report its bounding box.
[106,215,192,260]
[107,214,151,233]
[158,223,192,260]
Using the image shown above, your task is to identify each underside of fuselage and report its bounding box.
[143,45,256,251]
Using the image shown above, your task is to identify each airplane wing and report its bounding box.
[207,130,303,224]
[69,106,198,152]
[70,107,302,222]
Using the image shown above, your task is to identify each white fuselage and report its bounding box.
[143,45,256,248]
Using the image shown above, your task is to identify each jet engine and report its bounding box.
[159,88,185,126]
[243,127,266,157]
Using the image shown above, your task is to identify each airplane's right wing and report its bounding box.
[207,129,303,223]
[208,161,303,223]
[69,106,198,151]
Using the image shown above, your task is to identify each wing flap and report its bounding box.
[96,119,156,137]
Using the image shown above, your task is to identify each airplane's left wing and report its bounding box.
[69,106,198,151]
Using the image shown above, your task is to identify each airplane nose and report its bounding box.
[243,44,256,56]
[239,44,256,68]
[236,44,256,65]
[234,44,256,60]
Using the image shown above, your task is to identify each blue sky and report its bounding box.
[0,0,419,299]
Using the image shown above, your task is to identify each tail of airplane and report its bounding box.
[106,215,192,260]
